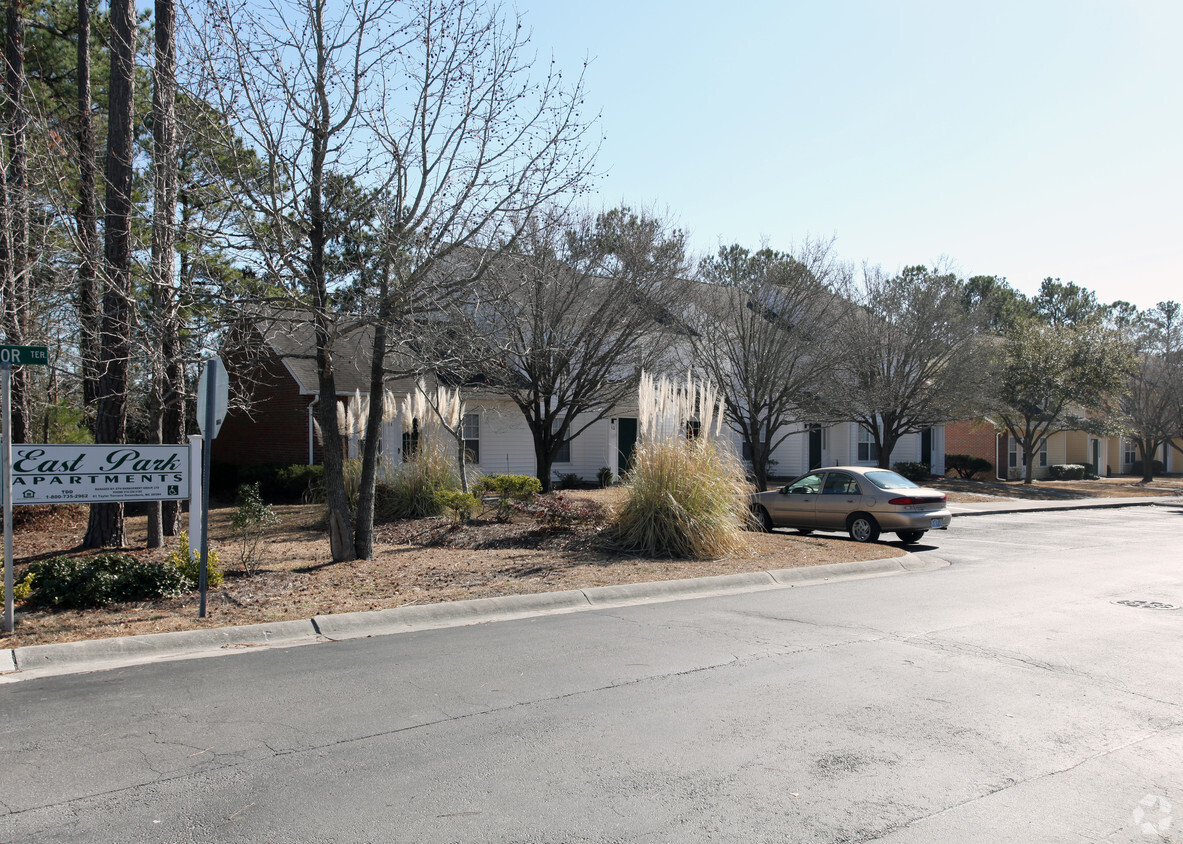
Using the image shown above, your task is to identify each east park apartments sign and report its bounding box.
[1,445,191,505]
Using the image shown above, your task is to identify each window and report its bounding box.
[857,426,879,463]
[685,419,701,440]
[822,473,861,495]
[785,472,823,495]
[1122,439,1138,466]
[553,420,571,463]
[1009,438,1048,468]
[462,412,480,464]
[742,440,753,461]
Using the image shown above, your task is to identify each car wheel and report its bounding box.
[751,505,773,532]
[847,513,880,543]
[896,530,925,545]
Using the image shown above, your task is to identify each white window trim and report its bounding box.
[856,425,879,464]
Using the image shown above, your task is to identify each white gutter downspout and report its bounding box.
[308,397,319,466]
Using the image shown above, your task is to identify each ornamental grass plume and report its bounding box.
[608,371,751,559]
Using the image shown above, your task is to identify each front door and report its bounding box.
[808,425,822,469]
[921,428,933,467]
[617,418,638,477]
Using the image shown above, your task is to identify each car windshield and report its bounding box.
[863,470,920,490]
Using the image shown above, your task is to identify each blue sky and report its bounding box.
[523,1,1182,309]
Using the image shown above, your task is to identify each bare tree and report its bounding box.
[75,0,100,411]
[83,0,135,548]
[2,0,30,441]
[145,0,182,547]
[828,264,991,470]
[1116,301,1183,482]
[193,0,597,560]
[475,207,688,492]
[688,240,847,490]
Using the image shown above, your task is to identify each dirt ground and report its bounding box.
[5,476,1177,650]
[4,489,905,649]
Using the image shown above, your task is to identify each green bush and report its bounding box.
[474,474,542,521]
[555,472,581,490]
[165,531,225,588]
[4,570,34,604]
[1131,459,1166,476]
[597,466,614,488]
[1048,463,1086,481]
[892,462,931,482]
[27,553,194,609]
[213,462,325,502]
[435,490,478,525]
[945,454,992,480]
[607,438,750,559]
[1081,462,1100,480]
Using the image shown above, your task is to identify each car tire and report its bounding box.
[797,528,813,536]
[752,505,773,532]
[847,513,880,543]
[896,530,925,545]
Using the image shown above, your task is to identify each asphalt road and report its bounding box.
[2,505,1182,843]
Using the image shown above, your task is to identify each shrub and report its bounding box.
[597,466,614,488]
[231,483,281,574]
[1131,459,1166,476]
[435,490,478,525]
[892,462,931,482]
[1081,462,1100,480]
[4,570,34,604]
[166,531,225,588]
[555,472,581,490]
[474,474,541,522]
[945,454,992,480]
[275,464,325,502]
[513,493,607,531]
[607,438,749,559]
[27,553,194,609]
[1048,463,1086,481]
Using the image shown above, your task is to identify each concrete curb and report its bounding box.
[950,497,1172,517]
[0,553,938,681]
[9,618,319,675]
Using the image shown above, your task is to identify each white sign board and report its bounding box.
[196,357,229,438]
[1,445,190,504]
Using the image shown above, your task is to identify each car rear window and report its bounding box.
[864,470,920,490]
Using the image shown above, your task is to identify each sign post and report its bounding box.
[2,346,46,634]
[196,358,227,618]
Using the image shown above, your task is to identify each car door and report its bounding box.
[814,471,864,529]
[768,472,823,528]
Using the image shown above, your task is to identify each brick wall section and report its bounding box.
[213,353,320,467]
[944,419,998,471]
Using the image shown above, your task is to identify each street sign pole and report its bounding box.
[199,362,216,618]
[2,362,12,634]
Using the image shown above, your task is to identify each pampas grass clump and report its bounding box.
[608,372,751,559]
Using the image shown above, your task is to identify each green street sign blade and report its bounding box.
[0,345,48,366]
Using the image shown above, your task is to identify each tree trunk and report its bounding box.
[1139,439,1156,483]
[76,0,100,412]
[353,319,387,560]
[4,0,28,442]
[84,0,135,549]
[146,0,179,548]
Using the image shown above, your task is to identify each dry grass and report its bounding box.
[3,489,904,649]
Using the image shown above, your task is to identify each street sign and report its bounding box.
[196,357,228,438]
[0,345,47,366]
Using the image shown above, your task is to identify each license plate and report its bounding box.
[930,518,944,528]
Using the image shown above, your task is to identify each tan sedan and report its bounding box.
[750,466,952,545]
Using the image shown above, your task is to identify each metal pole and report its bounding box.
[2,363,12,634]
[199,362,215,618]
